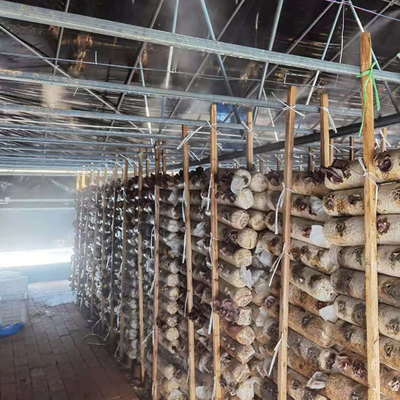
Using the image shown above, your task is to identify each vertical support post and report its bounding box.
[277,158,281,170]
[259,158,264,173]
[81,171,86,188]
[90,170,100,318]
[119,159,129,360]
[152,142,161,400]
[137,148,145,383]
[360,32,380,400]
[210,104,221,400]
[277,86,296,400]
[349,137,355,161]
[146,148,150,177]
[381,127,388,152]
[76,175,80,191]
[246,111,254,170]
[101,166,108,333]
[308,148,314,172]
[182,126,196,400]
[162,143,167,175]
[330,138,335,164]
[110,163,119,342]
[320,93,330,167]
[134,159,138,176]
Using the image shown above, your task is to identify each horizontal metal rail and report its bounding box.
[0,1,399,84]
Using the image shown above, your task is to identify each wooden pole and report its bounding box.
[76,175,80,191]
[320,93,330,167]
[277,86,296,400]
[360,32,380,400]
[259,158,264,173]
[81,171,86,188]
[90,170,100,318]
[182,126,196,400]
[308,148,314,172]
[146,148,150,177]
[277,158,281,170]
[110,163,119,342]
[152,142,161,400]
[349,137,355,161]
[119,160,129,361]
[162,143,167,175]
[381,127,388,152]
[137,149,145,383]
[246,111,254,170]
[210,104,222,400]
[330,138,335,164]
[100,166,108,332]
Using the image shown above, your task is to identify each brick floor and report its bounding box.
[0,299,139,400]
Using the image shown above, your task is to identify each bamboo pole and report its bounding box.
[308,148,314,172]
[381,127,388,152]
[81,171,86,188]
[330,138,335,164]
[137,148,145,383]
[277,86,296,400]
[320,93,330,167]
[119,160,129,361]
[76,175,80,191]
[100,166,108,332]
[146,148,150,177]
[360,32,380,400]
[162,142,167,175]
[182,125,196,400]
[349,137,355,161]
[90,170,100,318]
[110,163,119,342]
[152,142,161,400]
[246,111,254,170]
[210,104,222,400]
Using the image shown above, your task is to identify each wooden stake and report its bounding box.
[330,138,335,164]
[81,171,86,188]
[110,163,119,342]
[259,158,264,173]
[360,32,380,400]
[146,148,150,177]
[162,142,167,175]
[100,166,108,333]
[349,137,355,161]
[246,111,254,170]
[277,158,281,170]
[90,171,100,318]
[182,126,196,400]
[308,148,314,172]
[76,175,80,191]
[152,142,161,400]
[381,127,388,152]
[137,149,146,383]
[118,160,129,361]
[210,104,222,400]
[320,93,330,167]
[277,86,296,400]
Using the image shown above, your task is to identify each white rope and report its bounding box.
[329,143,342,154]
[271,92,306,117]
[182,231,187,264]
[357,157,378,205]
[240,121,262,145]
[150,225,155,259]
[268,332,290,377]
[177,125,204,150]
[211,376,217,400]
[182,188,186,223]
[184,290,189,317]
[142,329,153,345]
[208,305,215,335]
[147,273,157,296]
[274,183,293,234]
[269,243,287,287]
[320,106,338,133]
[206,177,212,212]
[379,129,391,148]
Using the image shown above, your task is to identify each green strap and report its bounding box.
[356,61,381,136]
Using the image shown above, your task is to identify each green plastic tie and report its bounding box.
[356,61,381,136]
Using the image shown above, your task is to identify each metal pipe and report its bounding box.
[304,2,343,105]
[0,102,319,132]
[0,1,399,83]
[166,0,246,120]
[169,111,400,169]
[0,155,118,164]
[222,2,335,123]
[158,0,180,135]
[53,0,70,75]
[199,0,243,126]
[253,0,284,122]
[0,24,146,135]
[348,0,400,113]
[0,69,365,115]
